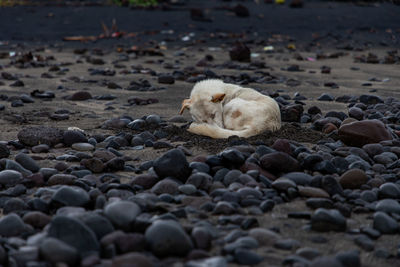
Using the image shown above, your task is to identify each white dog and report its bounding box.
[179,79,281,138]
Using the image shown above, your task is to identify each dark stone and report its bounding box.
[229,42,250,62]
[15,153,40,173]
[0,213,29,237]
[63,130,88,146]
[281,104,304,122]
[373,211,398,234]
[39,237,79,266]
[67,91,92,101]
[0,144,10,159]
[311,208,346,232]
[18,126,64,147]
[145,220,194,257]
[153,149,191,182]
[260,152,300,174]
[338,120,392,147]
[158,74,175,84]
[104,200,141,231]
[79,213,115,240]
[48,216,100,257]
[51,186,90,207]
[234,249,263,265]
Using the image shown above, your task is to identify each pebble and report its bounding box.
[338,120,392,147]
[71,142,94,151]
[378,182,400,199]
[224,236,258,253]
[234,249,263,265]
[81,158,104,173]
[31,144,50,153]
[339,169,368,189]
[213,201,237,215]
[48,216,99,256]
[0,143,10,158]
[274,238,301,250]
[101,231,144,253]
[51,186,90,207]
[0,213,29,237]
[3,159,32,176]
[18,126,63,146]
[306,198,333,209]
[375,199,400,214]
[282,172,313,185]
[145,219,193,257]
[67,91,92,101]
[359,94,383,105]
[298,186,330,198]
[348,107,364,120]
[248,228,280,246]
[151,179,179,195]
[272,178,296,191]
[111,252,153,267]
[63,130,88,146]
[335,250,361,267]
[186,257,227,267]
[15,153,40,173]
[104,200,141,231]
[311,208,347,232]
[296,247,321,260]
[281,104,303,122]
[179,184,197,195]
[39,237,79,266]
[260,152,300,174]
[373,211,399,234]
[229,42,250,62]
[158,74,175,84]
[3,197,29,214]
[310,256,344,267]
[47,174,76,186]
[191,226,212,250]
[354,234,374,251]
[145,114,161,125]
[0,170,23,187]
[153,149,191,182]
[317,93,335,101]
[22,211,51,229]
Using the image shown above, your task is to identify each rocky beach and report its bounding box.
[0,0,400,266]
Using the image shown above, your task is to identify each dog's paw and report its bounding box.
[188,122,201,133]
[188,123,220,138]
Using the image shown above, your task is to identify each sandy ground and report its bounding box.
[0,46,399,140]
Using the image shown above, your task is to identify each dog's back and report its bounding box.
[190,79,226,100]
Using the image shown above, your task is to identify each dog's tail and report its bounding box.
[189,123,276,139]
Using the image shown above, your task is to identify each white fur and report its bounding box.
[67,127,84,133]
[180,79,281,138]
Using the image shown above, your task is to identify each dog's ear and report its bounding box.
[211,93,226,103]
[179,99,191,114]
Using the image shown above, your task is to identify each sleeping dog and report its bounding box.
[179,79,281,138]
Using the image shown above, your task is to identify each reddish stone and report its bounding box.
[322,123,338,134]
[240,161,276,180]
[271,139,292,155]
[191,155,207,163]
[338,120,392,147]
[339,169,368,189]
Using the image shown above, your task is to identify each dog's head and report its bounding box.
[180,79,228,127]
[180,93,225,127]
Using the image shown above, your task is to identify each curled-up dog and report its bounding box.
[180,79,281,138]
